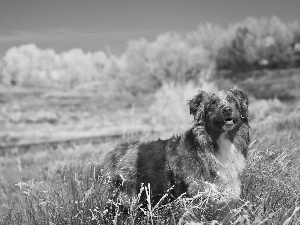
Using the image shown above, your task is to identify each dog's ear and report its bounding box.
[229,88,249,120]
[188,91,209,125]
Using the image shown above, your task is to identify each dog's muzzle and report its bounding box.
[221,106,234,128]
[221,106,233,118]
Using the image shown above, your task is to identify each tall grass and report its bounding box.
[241,140,300,224]
[1,137,299,224]
[1,84,300,224]
[1,105,300,224]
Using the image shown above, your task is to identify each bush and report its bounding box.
[148,82,217,134]
[216,17,296,72]
[0,45,110,89]
[120,34,211,95]
[1,17,299,91]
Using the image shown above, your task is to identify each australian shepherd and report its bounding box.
[102,88,250,221]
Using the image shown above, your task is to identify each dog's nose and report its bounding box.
[221,106,233,117]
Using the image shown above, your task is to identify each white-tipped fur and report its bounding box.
[217,91,230,105]
[214,132,246,199]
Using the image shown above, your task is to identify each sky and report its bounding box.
[0,0,299,56]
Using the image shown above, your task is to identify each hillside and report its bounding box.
[0,67,300,224]
[0,16,300,224]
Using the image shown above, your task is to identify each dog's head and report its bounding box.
[189,89,249,133]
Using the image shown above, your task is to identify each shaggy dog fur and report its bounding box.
[102,88,250,217]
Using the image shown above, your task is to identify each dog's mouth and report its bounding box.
[214,117,235,130]
[223,118,234,129]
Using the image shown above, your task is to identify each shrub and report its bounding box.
[216,17,296,72]
[148,81,217,133]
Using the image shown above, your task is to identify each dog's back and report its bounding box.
[102,139,170,203]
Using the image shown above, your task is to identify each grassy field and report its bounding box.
[0,69,300,224]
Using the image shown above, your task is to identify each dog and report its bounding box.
[101,88,250,220]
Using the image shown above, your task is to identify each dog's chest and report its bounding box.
[214,133,246,198]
